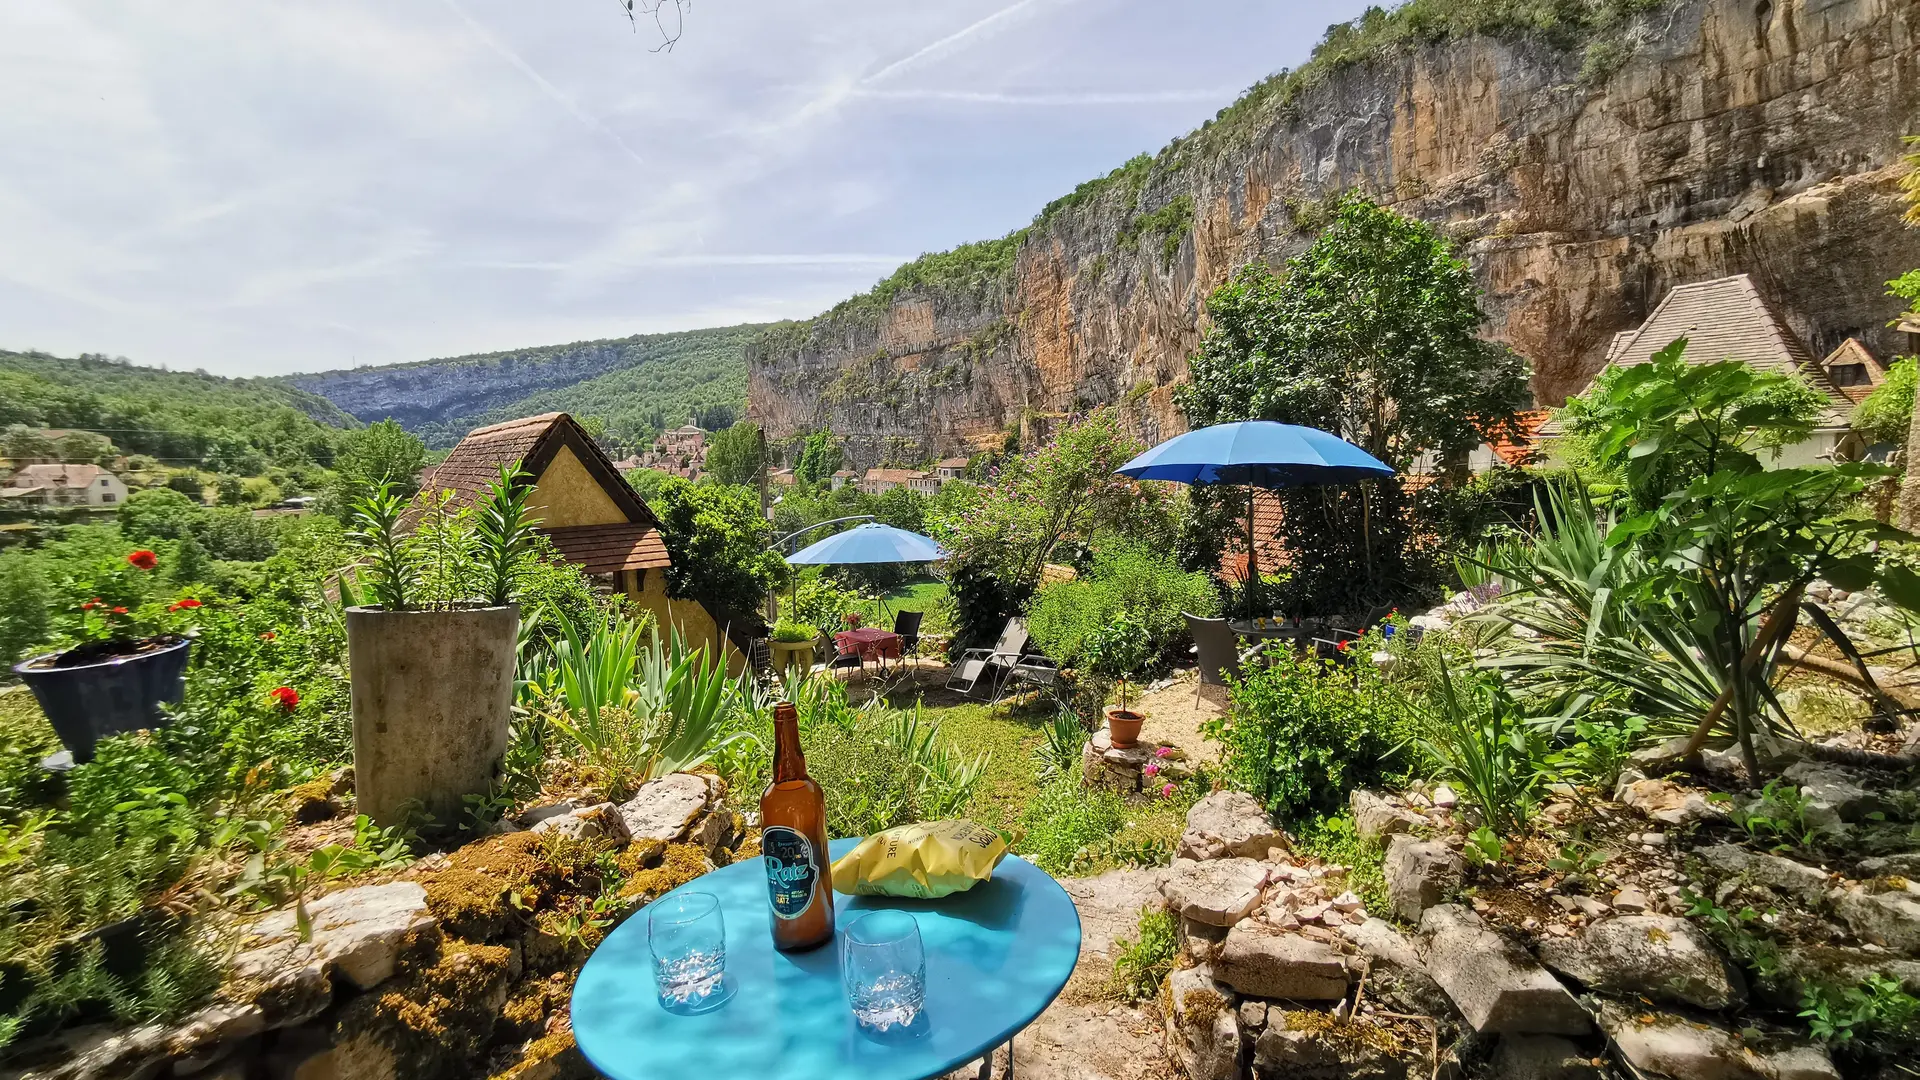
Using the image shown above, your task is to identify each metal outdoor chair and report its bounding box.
[1185,613,1269,706]
[1329,604,1395,643]
[828,641,865,681]
[946,617,1030,700]
[892,609,925,659]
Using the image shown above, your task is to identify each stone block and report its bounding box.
[1384,835,1462,923]
[1537,914,1745,1011]
[1418,905,1589,1035]
[1160,858,1269,928]
[1217,921,1349,1000]
[1179,790,1285,861]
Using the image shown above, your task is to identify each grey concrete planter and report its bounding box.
[346,604,518,827]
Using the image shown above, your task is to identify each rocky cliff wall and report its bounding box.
[748,0,1920,469]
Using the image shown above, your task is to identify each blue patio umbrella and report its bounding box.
[1117,421,1393,613]
[785,522,947,566]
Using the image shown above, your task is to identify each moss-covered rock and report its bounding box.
[489,1029,596,1080]
[331,941,517,1080]
[616,843,713,905]
[285,777,343,824]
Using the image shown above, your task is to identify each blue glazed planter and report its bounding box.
[12,636,192,764]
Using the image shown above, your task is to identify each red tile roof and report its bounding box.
[540,522,670,573]
[1485,410,1552,466]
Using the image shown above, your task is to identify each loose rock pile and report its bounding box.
[1152,743,1920,1080]
[2,772,752,1080]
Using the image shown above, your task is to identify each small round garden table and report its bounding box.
[572,837,1082,1080]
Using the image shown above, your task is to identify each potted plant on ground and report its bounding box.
[768,618,821,678]
[341,469,537,826]
[11,548,204,765]
[1084,612,1151,748]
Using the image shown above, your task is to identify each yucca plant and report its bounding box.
[1419,663,1546,834]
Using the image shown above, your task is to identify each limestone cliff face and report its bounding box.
[749,0,1920,467]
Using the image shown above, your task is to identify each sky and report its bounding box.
[0,1,1370,378]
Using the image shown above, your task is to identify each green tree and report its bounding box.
[0,554,52,665]
[215,475,247,507]
[118,488,203,542]
[327,419,427,514]
[1,425,54,463]
[1850,358,1914,447]
[646,476,786,616]
[1177,194,1531,611]
[793,432,843,486]
[929,409,1158,649]
[703,421,765,487]
[1179,193,1530,467]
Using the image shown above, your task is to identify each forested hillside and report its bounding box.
[0,350,354,472]
[288,324,765,449]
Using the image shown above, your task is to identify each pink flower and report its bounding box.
[1143,763,1160,777]
[1160,782,1176,798]
[1154,746,1173,759]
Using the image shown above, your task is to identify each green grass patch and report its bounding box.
[907,701,1044,831]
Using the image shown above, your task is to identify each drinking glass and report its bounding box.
[649,891,726,1008]
[841,910,925,1032]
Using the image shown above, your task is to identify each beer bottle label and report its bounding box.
[762,826,819,920]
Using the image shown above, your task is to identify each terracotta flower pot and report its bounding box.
[1105,707,1145,748]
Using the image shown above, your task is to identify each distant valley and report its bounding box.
[285,323,768,449]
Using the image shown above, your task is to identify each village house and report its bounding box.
[858,467,939,495]
[829,469,857,491]
[934,456,969,482]
[659,424,707,458]
[1541,273,1864,466]
[0,463,128,507]
[422,413,759,674]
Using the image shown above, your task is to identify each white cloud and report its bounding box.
[0,0,1371,375]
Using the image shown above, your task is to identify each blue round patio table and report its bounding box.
[572,838,1082,1080]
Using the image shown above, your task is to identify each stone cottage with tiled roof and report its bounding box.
[422,412,756,674]
[1546,274,1865,465]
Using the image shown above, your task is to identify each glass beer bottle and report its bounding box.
[760,701,834,951]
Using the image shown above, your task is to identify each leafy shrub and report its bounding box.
[1206,649,1414,822]
[647,477,787,616]
[1025,540,1218,668]
[1111,907,1178,1000]
[769,619,819,643]
[795,686,987,839]
[0,554,51,666]
[1017,779,1128,875]
[1851,357,1914,447]
[789,574,863,632]
[1294,813,1389,916]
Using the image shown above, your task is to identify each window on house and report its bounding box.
[1829,363,1870,387]
[101,493,116,503]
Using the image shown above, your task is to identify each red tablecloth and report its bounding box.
[834,627,902,662]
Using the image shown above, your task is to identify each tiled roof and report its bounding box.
[1821,338,1884,405]
[1594,274,1849,421]
[7,464,106,490]
[1486,410,1552,466]
[424,413,564,509]
[936,457,969,469]
[540,523,670,574]
[423,412,662,531]
[862,468,925,484]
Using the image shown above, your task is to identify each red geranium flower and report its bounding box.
[81,598,102,611]
[168,598,203,612]
[269,686,299,711]
[1335,640,1349,652]
[111,606,128,615]
[259,631,276,641]
[126,550,158,570]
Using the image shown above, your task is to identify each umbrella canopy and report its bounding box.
[1116,421,1393,489]
[785,522,947,566]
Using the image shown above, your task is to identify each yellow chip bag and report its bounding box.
[830,820,1012,898]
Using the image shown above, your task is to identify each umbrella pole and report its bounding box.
[1245,485,1258,618]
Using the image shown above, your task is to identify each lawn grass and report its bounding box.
[894,690,1199,875]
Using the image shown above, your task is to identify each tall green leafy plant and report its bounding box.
[474,466,537,607]
[1521,341,1919,775]
[346,481,414,610]
[1419,664,1546,833]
